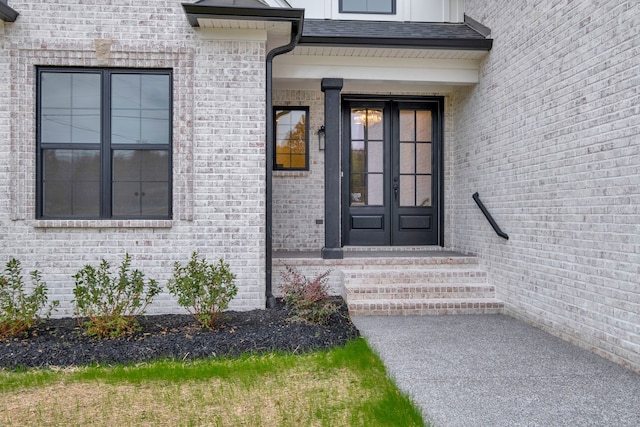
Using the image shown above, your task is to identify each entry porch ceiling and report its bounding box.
[273,46,485,90]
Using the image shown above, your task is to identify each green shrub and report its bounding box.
[167,252,238,330]
[279,266,337,325]
[72,254,161,339]
[0,258,58,340]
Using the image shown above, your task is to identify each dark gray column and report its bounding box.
[321,78,344,259]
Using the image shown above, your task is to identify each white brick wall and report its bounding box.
[454,0,639,372]
[272,89,326,252]
[0,1,268,315]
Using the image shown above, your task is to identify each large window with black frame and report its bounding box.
[37,68,172,219]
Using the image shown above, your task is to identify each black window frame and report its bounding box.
[273,106,310,171]
[339,0,396,15]
[36,67,173,220]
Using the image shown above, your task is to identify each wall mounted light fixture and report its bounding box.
[318,125,326,151]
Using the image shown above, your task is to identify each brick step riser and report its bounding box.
[346,289,497,300]
[344,275,488,286]
[274,258,480,269]
[348,300,504,316]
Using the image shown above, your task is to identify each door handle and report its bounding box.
[393,180,399,201]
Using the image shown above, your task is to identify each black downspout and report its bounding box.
[265,18,303,308]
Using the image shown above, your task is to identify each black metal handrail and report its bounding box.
[472,192,509,240]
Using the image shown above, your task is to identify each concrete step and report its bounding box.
[348,298,505,316]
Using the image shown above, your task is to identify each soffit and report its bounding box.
[290,45,487,60]
[196,17,291,35]
[182,0,303,29]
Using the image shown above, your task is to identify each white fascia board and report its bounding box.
[273,54,480,85]
[197,28,268,42]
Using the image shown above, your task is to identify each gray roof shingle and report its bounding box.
[300,19,492,50]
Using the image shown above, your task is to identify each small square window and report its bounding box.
[340,0,395,14]
[274,107,309,171]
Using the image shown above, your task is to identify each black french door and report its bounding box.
[342,98,443,246]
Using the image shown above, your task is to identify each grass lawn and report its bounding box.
[0,338,425,426]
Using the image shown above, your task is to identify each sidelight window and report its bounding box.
[274,107,309,171]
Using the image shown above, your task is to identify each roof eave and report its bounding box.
[0,3,19,22]
[182,3,304,27]
[298,36,493,51]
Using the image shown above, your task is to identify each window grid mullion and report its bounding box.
[102,70,112,218]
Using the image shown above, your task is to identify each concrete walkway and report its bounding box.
[352,315,640,427]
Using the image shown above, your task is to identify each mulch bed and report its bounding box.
[0,298,360,370]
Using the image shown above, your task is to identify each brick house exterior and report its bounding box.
[1,0,638,373]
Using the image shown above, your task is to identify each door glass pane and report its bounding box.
[41,72,101,144]
[416,143,432,174]
[112,74,170,145]
[350,109,384,207]
[368,109,383,140]
[350,174,365,205]
[400,142,415,174]
[351,140,365,174]
[399,110,414,142]
[367,140,383,173]
[416,176,432,207]
[400,175,415,207]
[416,111,432,141]
[351,110,366,140]
[368,174,384,205]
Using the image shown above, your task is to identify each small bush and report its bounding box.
[72,254,161,339]
[0,258,58,340]
[279,266,337,325]
[167,252,238,330]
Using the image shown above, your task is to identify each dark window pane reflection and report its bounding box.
[40,72,100,144]
[112,149,169,217]
[112,182,140,216]
[112,74,170,145]
[42,149,100,216]
[141,182,169,216]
